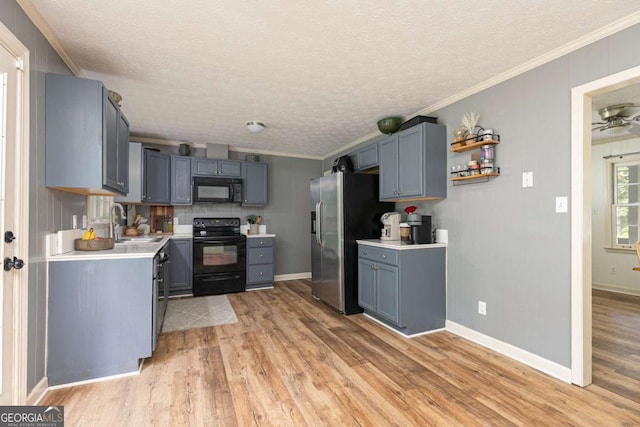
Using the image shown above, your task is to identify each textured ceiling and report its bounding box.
[27,0,640,158]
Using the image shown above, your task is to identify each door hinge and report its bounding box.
[15,58,24,71]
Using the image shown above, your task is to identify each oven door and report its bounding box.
[193,236,246,275]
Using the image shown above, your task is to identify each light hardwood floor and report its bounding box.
[592,289,640,404]
[42,280,640,426]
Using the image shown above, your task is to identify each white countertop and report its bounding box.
[48,236,173,262]
[357,239,446,250]
[245,234,276,238]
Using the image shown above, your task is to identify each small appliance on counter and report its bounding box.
[331,155,354,173]
[407,213,432,244]
[380,212,401,240]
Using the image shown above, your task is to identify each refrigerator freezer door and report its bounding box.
[310,178,322,295]
[310,174,345,312]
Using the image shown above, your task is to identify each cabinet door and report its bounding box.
[191,158,218,176]
[117,113,130,193]
[115,142,142,203]
[397,125,424,198]
[171,156,192,205]
[102,88,121,193]
[242,162,268,206]
[356,144,379,170]
[217,160,241,177]
[143,151,171,204]
[376,263,401,326]
[357,258,376,311]
[378,135,399,200]
[169,239,193,294]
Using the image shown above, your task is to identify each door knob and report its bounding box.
[4,256,24,271]
[4,231,15,243]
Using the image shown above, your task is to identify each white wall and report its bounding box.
[591,137,640,295]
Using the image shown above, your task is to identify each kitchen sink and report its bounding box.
[115,236,164,244]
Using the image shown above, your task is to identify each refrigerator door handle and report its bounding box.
[317,200,324,247]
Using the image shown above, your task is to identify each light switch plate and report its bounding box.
[522,171,533,188]
[556,196,568,213]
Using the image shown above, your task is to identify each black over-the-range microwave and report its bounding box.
[192,176,243,203]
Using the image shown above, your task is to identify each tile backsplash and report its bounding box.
[172,204,266,226]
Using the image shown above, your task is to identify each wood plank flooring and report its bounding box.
[42,280,640,426]
[592,289,640,404]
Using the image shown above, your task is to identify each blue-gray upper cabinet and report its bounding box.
[171,156,192,205]
[191,158,241,177]
[115,142,143,204]
[241,162,268,206]
[351,144,379,171]
[378,122,446,201]
[45,73,129,196]
[143,150,171,204]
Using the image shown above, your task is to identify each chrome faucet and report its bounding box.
[110,203,126,240]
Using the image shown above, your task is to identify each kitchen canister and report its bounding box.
[249,224,259,235]
[480,145,494,161]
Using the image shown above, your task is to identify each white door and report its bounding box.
[0,26,29,404]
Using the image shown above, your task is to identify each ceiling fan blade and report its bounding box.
[630,123,640,137]
[591,121,608,125]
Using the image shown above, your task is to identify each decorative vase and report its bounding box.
[179,143,191,156]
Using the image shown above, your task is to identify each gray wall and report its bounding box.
[0,1,86,394]
[331,24,640,368]
[169,152,322,275]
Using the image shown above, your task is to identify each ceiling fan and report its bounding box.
[592,103,640,135]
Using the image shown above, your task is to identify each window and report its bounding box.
[611,159,640,248]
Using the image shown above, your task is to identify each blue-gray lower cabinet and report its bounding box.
[47,258,154,386]
[357,243,446,335]
[169,238,193,295]
[246,237,275,289]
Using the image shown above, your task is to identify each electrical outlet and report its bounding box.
[555,196,568,213]
[522,171,534,188]
[478,301,487,316]
[610,266,617,275]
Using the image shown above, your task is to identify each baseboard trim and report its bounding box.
[363,313,445,338]
[26,376,48,405]
[275,272,311,281]
[446,320,572,383]
[592,282,640,297]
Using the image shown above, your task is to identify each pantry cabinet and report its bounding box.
[46,73,129,195]
[378,122,446,201]
[357,242,446,335]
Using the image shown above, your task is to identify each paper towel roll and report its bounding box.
[435,229,448,244]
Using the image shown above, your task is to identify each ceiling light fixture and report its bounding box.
[246,121,265,133]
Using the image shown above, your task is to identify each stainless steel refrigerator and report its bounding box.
[310,172,394,314]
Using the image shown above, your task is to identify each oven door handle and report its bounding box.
[200,274,242,282]
[194,238,245,244]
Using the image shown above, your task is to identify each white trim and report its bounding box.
[571,64,640,387]
[130,136,323,161]
[274,272,311,281]
[592,282,640,297]
[324,11,640,161]
[47,360,143,390]
[15,0,82,76]
[246,286,274,291]
[446,321,572,383]
[363,313,445,338]
[26,377,47,405]
[0,21,30,405]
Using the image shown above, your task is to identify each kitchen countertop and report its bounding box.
[48,235,174,262]
[357,239,446,250]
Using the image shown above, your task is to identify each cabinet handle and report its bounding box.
[259,254,264,258]
[259,241,264,245]
[259,272,263,276]
[363,250,367,255]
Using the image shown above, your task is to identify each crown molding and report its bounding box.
[17,0,82,76]
[325,11,640,161]
[129,135,323,160]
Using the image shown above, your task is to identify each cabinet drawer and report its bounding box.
[248,247,273,265]
[247,237,273,248]
[248,264,274,283]
[358,245,398,265]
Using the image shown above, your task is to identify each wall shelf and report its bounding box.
[450,139,499,153]
[451,172,500,185]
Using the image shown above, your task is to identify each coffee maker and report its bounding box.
[380,212,400,240]
[407,214,432,244]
